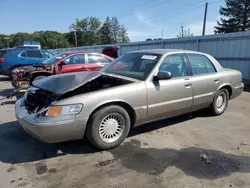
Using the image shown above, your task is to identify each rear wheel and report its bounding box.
[209,88,229,116]
[86,105,131,150]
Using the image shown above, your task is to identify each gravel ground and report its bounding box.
[0,75,250,188]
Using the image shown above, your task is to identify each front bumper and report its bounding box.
[231,83,244,100]
[12,81,29,92]
[15,99,89,143]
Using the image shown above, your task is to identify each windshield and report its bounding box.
[42,53,68,65]
[101,53,161,80]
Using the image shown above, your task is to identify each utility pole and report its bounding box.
[202,2,208,36]
[74,30,77,47]
[4,37,10,48]
[181,23,184,37]
[161,29,164,48]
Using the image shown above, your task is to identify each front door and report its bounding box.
[59,54,86,74]
[146,53,194,120]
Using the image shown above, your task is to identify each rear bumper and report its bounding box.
[15,99,88,143]
[231,83,244,100]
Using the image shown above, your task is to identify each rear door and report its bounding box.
[186,53,219,109]
[59,54,86,74]
[85,53,113,71]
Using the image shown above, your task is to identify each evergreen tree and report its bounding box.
[119,25,130,43]
[99,17,112,44]
[215,0,250,33]
[110,17,120,43]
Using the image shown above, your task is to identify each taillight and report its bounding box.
[0,58,5,63]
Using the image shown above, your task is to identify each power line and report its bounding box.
[134,2,206,30]
[209,0,225,5]
[133,0,223,30]
[137,0,174,13]
[118,0,174,19]
[116,0,162,18]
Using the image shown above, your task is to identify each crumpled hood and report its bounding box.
[32,71,103,95]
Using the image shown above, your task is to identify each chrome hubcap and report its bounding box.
[216,92,226,112]
[99,113,125,143]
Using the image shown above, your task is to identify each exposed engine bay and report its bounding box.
[12,63,53,83]
[24,74,134,114]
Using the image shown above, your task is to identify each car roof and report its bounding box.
[66,52,103,55]
[129,49,204,55]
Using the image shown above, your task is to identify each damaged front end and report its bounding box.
[23,87,59,114]
[11,64,53,96]
[22,71,135,114]
[15,71,135,143]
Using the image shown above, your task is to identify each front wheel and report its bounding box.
[86,105,131,150]
[209,88,229,116]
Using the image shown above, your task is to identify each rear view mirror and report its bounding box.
[153,71,172,81]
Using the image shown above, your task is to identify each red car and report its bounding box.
[11,52,114,97]
[46,52,114,74]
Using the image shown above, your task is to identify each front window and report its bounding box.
[42,53,68,65]
[64,54,85,64]
[101,53,161,80]
[159,54,187,78]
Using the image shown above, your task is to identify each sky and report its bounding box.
[0,0,225,42]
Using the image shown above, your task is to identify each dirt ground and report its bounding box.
[0,75,250,188]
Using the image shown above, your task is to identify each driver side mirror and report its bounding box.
[153,71,172,81]
[57,61,66,73]
[59,61,66,66]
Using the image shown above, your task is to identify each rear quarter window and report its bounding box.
[202,55,217,73]
[0,50,19,57]
[187,54,207,75]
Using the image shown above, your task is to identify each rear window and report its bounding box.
[0,50,19,57]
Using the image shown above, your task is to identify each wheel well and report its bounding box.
[221,85,232,98]
[87,102,136,128]
[31,72,52,81]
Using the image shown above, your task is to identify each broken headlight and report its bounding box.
[45,104,83,117]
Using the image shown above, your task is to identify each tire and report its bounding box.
[33,76,47,82]
[86,105,131,150]
[209,88,229,116]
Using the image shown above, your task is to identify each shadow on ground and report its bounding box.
[0,111,209,164]
[244,85,250,92]
[1,111,250,180]
[0,76,10,82]
[0,88,14,98]
[0,100,16,105]
[108,139,250,180]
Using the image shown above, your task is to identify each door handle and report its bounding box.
[184,82,192,87]
[214,79,220,83]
